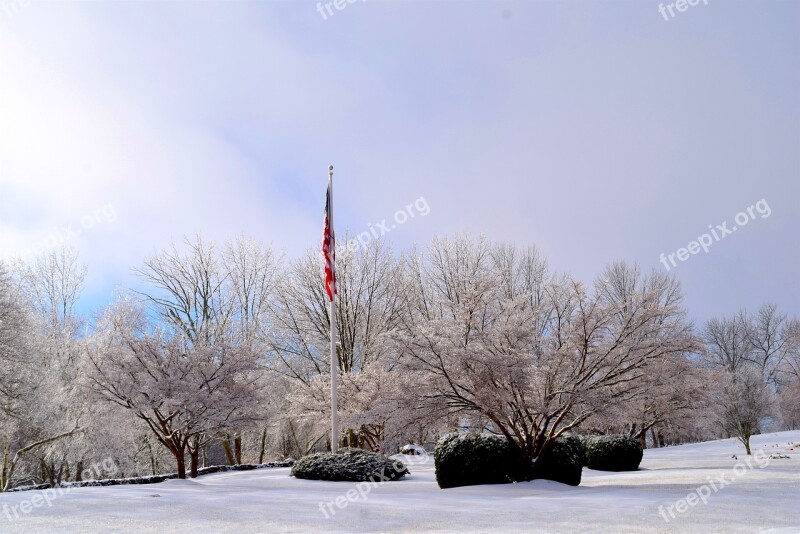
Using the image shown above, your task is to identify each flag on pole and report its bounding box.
[322,182,337,301]
[324,165,339,452]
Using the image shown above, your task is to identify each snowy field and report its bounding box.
[2,431,799,534]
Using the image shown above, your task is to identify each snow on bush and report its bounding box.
[290,448,408,482]
[534,434,585,486]
[583,435,643,471]
[433,434,529,489]
[400,444,426,455]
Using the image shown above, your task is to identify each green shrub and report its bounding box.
[433,434,529,489]
[290,448,408,482]
[583,435,643,471]
[533,434,585,486]
[566,434,588,467]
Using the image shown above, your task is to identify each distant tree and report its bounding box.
[590,352,706,449]
[777,380,800,430]
[133,236,232,347]
[701,305,796,453]
[702,311,752,373]
[712,367,772,455]
[745,304,797,387]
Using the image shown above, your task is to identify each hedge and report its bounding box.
[433,434,529,489]
[290,448,408,482]
[583,435,643,471]
[534,434,585,486]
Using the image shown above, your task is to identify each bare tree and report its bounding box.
[269,239,406,449]
[712,367,772,455]
[701,305,796,452]
[268,239,405,379]
[588,352,707,448]
[17,248,86,337]
[702,311,752,373]
[745,303,798,387]
[223,236,280,345]
[134,236,233,348]
[777,379,800,430]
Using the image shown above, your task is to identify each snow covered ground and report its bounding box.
[2,431,798,533]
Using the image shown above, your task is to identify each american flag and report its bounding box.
[322,183,336,301]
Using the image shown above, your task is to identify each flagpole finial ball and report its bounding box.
[328,165,334,172]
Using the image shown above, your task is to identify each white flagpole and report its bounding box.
[328,164,339,452]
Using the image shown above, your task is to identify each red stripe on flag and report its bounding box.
[322,186,336,301]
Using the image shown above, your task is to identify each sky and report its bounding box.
[0,0,798,325]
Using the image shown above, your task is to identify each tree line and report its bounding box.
[0,235,797,488]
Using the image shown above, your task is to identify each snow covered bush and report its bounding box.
[290,448,408,482]
[400,444,426,455]
[533,434,585,486]
[583,435,643,471]
[433,434,529,489]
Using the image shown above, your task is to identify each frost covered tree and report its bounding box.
[15,249,91,483]
[388,237,698,474]
[711,367,772,455]
[0,263,30,420]
[87,299,264,478]
[701,305,797,453]
[588,352,707,448]
[0,261,81,491]
[702,311,752,373]
[133,236,277,465]
[269,239,407,449]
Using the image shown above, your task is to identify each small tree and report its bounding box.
[713,368,772,455]
[87,299,262,478]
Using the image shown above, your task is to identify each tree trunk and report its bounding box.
[1,443,8,492]
[40,458,54,487]
[148,442,156,476]
[174,447,187,479]
[190,447,199,478]
[258,427,267,464]
[222,438,236,466]
[528,439,551,482]
[234,434,242,465]
[636,428,648,450]
[743,435,752,455]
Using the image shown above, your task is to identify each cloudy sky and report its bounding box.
[0,0,797,323]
